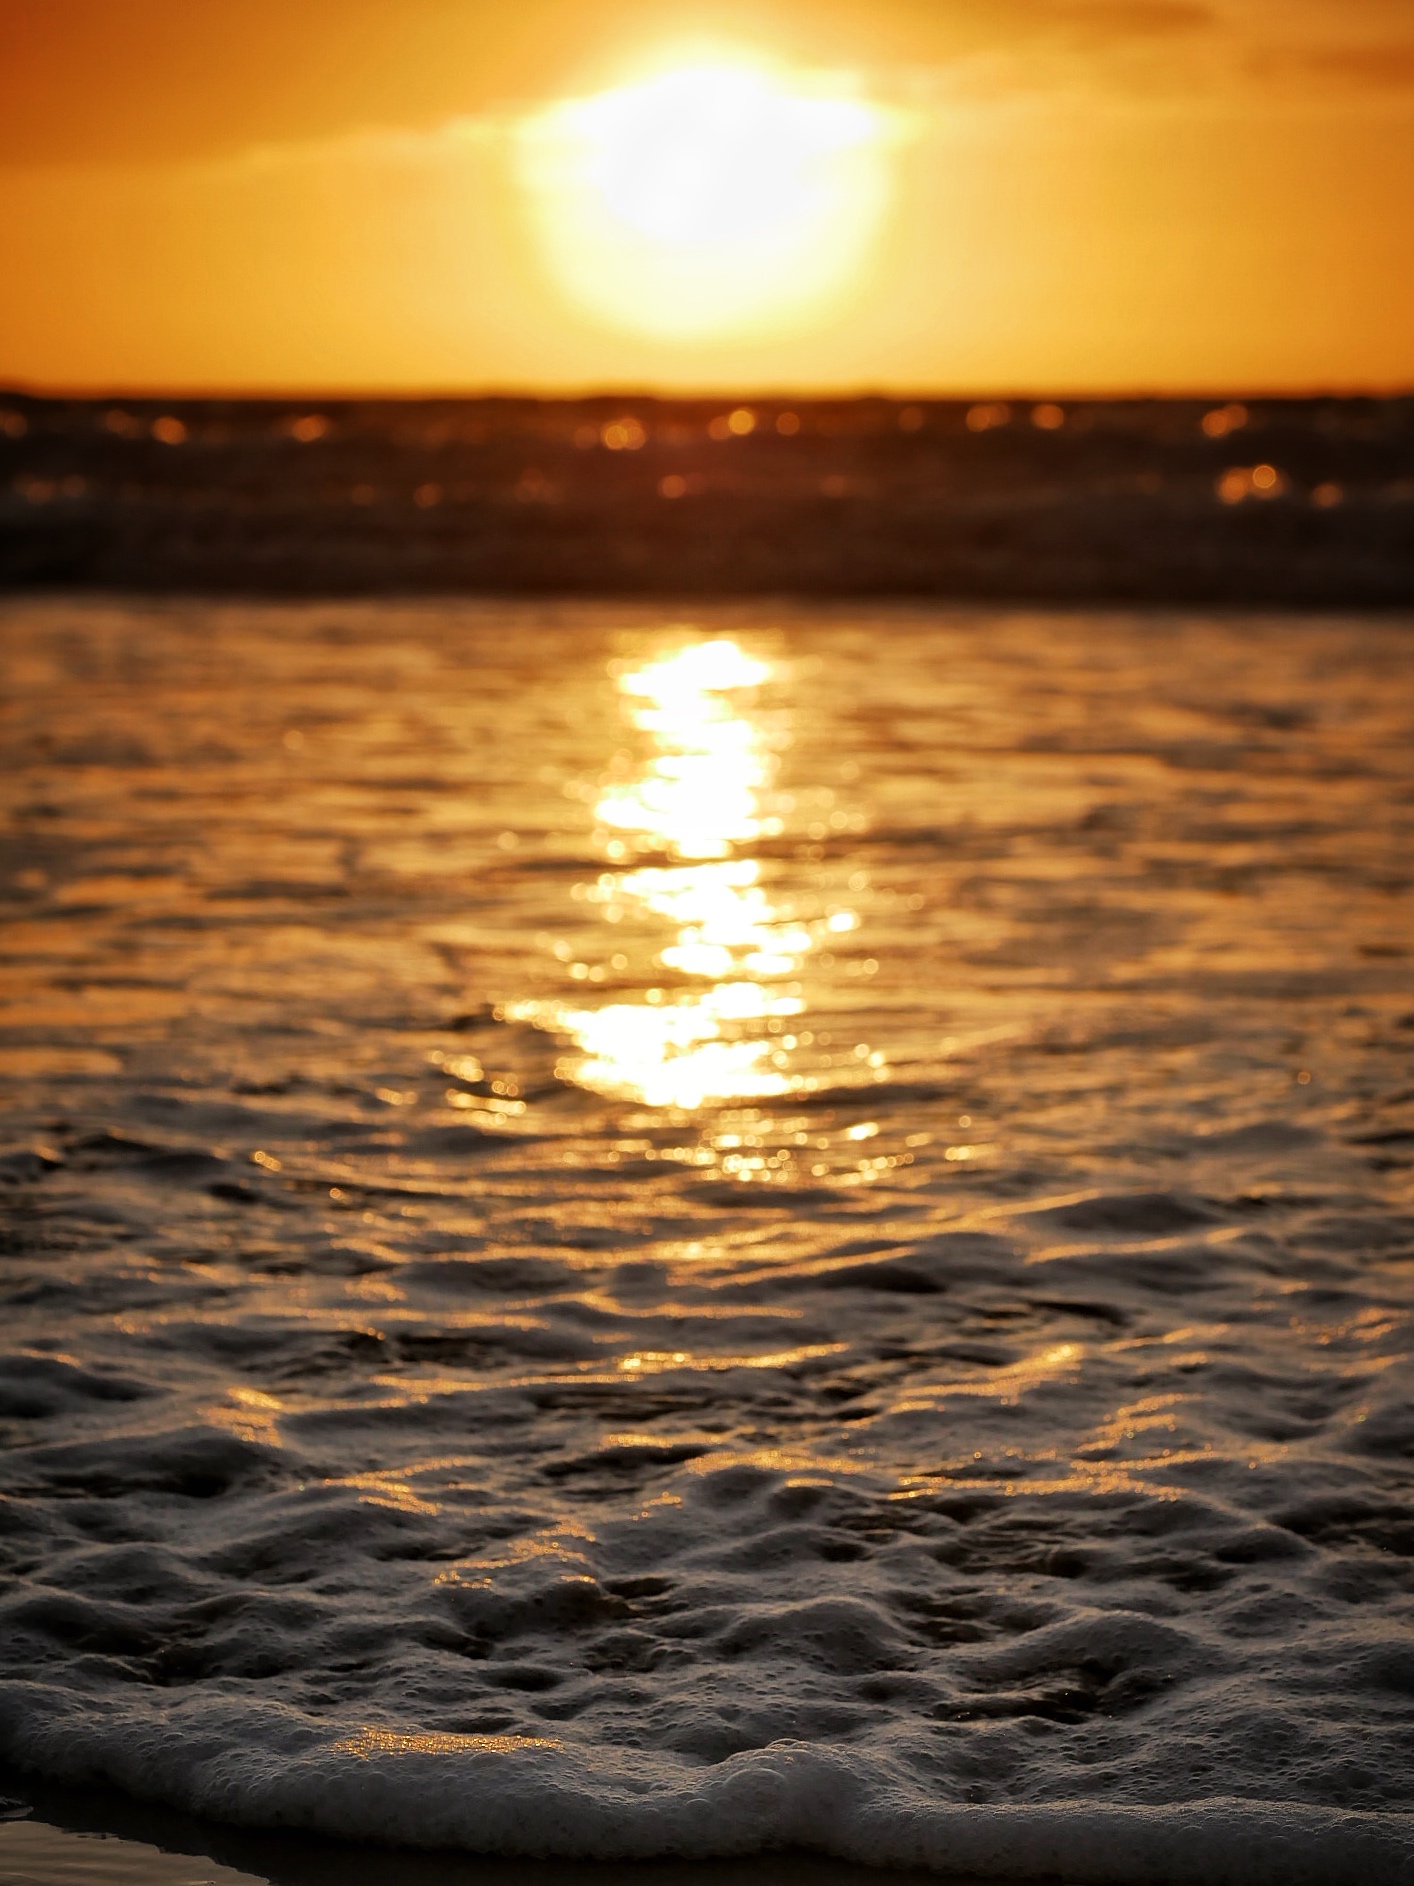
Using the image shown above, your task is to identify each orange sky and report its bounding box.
[3,0,1412,393]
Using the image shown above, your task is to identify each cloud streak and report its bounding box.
[1248,41,1414,90]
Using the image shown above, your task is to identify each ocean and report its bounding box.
[4,393,1413,605]
[0,598,1411,1884]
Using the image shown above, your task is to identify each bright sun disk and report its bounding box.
[517,61,895,342]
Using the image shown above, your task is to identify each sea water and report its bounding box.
[0,599,1410,1884]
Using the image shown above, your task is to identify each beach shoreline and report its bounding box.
[1,1771,988,1886]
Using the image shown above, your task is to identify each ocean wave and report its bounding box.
[0,599,1411,1882]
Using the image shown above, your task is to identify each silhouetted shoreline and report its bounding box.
[2,392,1412,604]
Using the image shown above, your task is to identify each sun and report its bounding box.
[516,60,895,343]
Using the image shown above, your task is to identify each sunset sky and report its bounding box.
[3,0,1412,393]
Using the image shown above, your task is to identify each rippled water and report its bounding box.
[1,599,1412,1884]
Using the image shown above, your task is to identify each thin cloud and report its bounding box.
[1043,2,1214,41]
[1248,41,1414,90]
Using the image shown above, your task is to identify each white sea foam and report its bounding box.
[0,600,1411,1882]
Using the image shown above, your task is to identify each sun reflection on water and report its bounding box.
[505,637,856,1113]
[596,639,775,860]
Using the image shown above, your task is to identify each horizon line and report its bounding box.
[5,381,1414,405]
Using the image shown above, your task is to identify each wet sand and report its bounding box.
[0,599,1411,1884]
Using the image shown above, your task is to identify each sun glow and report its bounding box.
[517,62,895,342]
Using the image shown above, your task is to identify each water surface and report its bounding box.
[1,599,1411,1883]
